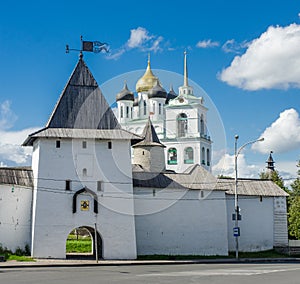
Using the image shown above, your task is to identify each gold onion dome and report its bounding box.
[116,82,134,101]
[136,57,159,93]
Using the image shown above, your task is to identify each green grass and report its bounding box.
[137,249,289,260]
[66,238,92,253]
[7,255,35,262]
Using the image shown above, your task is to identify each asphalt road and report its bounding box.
[1,263,300,284]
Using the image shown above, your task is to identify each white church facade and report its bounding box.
[0,54,288,259]
[116,52,212,173]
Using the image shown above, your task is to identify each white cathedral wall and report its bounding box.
[134,188,229,256]
[31,137,137,259]
[165,107,200,139]
[0,184,32,252]
[226,195,274,252]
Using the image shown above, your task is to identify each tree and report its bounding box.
[259,170,289,193]
[288,160,300,239]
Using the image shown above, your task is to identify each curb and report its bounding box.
[1,258,300,269]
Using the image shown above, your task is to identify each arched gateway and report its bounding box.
[66,226,102,260]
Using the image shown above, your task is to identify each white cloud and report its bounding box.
[127,27,152,48]
[0,128,40,166]
[196,39,219,48]
[107,27,164,60]
[252,108,300,154]
[0,100,40,166]
[219,23,300,90]
[222,39,249,53]
[0,100,17,130]
[213,153,263,178]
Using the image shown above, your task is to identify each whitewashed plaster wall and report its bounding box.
[0,184,32,252]
[31,137,136,259]
[134,188,228,256]
[226,195,274,252]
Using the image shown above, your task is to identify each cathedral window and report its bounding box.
[167,148,177,165]
[159,103,162,115]
[177,113,188,137]
[184,147,194,164]
[126,106,129,118]
[143,101,147,115]
[201,147,205,165]
[206,149,210,166]
[120,106,123,118]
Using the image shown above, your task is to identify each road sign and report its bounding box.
[233,227,240,237]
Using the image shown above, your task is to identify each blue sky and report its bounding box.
[0,0,299,183]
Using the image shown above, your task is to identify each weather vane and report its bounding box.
[66,36,109,55]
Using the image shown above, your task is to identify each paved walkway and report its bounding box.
[1,257,300,268]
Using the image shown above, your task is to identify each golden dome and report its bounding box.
[136,57,159,93]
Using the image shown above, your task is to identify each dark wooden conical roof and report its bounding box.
[132,117,165,148]
[46,56,120,130]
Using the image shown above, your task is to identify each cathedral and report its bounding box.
[116,52,211,173]
[0,53,288,259]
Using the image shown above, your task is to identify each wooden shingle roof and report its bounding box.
[46,56,120,130]
[217,178,288,197]
[0,167,33,187]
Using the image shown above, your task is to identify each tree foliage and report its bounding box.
[259,170,288,193]
[288,160,300,239]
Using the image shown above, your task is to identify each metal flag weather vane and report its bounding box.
[66,36,109,55]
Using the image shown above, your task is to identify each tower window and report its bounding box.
[184,147,194,164]
[126,106,129,118]
[177,113,188,137]
[56,140,61,148]
[159,103,162,115]
[201,147,205,165]
[207,149,210,166]
[82,168,87,176]
[108,141,112,149]
[200,114,205,135]
[120,106,123,118]
[65,180,71,191]
[167,148,177,165]
[97,181,102,191]
[82,141,87,149]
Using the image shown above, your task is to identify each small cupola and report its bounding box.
[166,85,178,104]
[148,80,167,99]
[116,82,134,102]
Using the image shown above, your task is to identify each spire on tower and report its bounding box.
[266,151,275,172]
[184,50,188,87]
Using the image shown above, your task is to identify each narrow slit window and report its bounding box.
[56,140,61,148]
[97,181,102,191]
[65,180,71,191]
[82,141,87,149]
[108,141,112,149]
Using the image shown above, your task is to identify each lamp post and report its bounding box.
[234,135,264,259]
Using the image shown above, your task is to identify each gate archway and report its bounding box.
[66,226,102,259]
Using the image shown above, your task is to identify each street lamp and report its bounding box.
[234,135,264,260]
